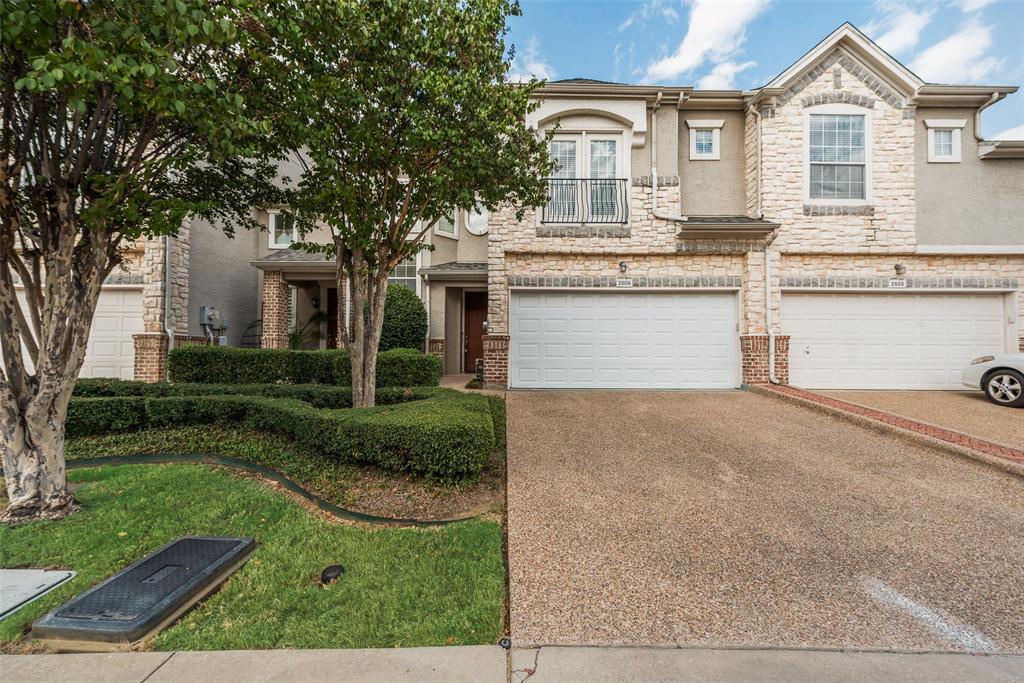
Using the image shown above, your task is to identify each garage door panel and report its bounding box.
[783,292,1006,390]
[510,291,739,389]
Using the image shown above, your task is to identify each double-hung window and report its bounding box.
[388,254,419,294]
[686,120,724,161]
[808,113,866,200]
[435,211,457,238]
[268,210,297,249]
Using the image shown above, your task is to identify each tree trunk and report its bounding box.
[339,247,390,408]
[1,384,76,520]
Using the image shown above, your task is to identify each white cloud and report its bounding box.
[697,60,757,89]
[992,123,1024,140]
[643,0,769,83]
[864,7,934,54]
[619,0,680,33]
[959,0,997,12]
[507,36,556,83]
[910,21,1003,83]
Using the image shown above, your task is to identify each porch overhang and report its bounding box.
[419,261,488,283]
[677,216,780,241]
[251,250,335,278]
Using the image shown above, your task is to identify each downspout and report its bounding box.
[974,91,1001,141]
[650,91,687,222]
[164,234,175,354]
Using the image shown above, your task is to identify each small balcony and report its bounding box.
[541,178,629,225]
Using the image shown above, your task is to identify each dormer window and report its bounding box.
[686,120,724,161]
[925,119,965,163]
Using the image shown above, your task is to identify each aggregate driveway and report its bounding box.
[506,390,1024,652]
[822,390,1024,449]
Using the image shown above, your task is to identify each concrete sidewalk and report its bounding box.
[5,646,1024,682]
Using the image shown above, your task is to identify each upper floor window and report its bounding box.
[808,113,866,200]
[543,133,627,224]
[389,254,419,294]
[686,120,724,161]
[268,210,297,249]
[435,211,457,238]
[925,119,965,163]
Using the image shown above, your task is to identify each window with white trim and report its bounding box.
[808,113,866,200]
[388,254,418,293]
[435,210,457,238]
[545,132,624,223]
[925,119,965,163]
[686,119,723,161]
[268,210,297,249]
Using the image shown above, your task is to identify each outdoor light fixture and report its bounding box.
[894,263,906,276]
[619,261,628,274]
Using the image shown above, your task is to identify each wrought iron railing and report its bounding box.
[541,178,629,224]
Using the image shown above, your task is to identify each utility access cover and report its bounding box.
[33,536,254,649]
[0,570,76,620]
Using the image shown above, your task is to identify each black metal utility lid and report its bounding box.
[33,536,255,645]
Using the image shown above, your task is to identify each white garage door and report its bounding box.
[782,292,1007,389]
[14,287,143,380]
[509,290,739,389]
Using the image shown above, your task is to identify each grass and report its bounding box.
[0,464,505,651]
[65,426,504,518]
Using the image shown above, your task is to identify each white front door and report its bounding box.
[781,292,1008,389]
[509,290,739,389]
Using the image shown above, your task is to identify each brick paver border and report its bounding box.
[759,384,1024,466]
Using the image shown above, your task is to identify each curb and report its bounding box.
[748,385,1024,479]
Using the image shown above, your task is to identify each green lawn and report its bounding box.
[0,464,505,651]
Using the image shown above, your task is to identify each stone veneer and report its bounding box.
[132,227,194,381]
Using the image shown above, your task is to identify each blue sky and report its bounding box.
[506,0,1024,139]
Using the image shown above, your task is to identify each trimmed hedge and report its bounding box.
[66,389,497,480]
[380,283,428,351]
[74,379,440,409]
[166,346,441,386]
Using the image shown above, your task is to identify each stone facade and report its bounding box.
[132,227,194,381]
[260,270,291,349]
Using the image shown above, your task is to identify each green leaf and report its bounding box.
[174,100,185,114]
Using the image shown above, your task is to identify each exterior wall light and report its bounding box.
[619,261,628,274]
[894,263,906,277]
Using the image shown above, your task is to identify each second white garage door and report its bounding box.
[509,290,739,389]
[782,292,1008,389]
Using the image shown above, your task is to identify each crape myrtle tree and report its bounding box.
[0,0,294,520]
[283,0,554,407]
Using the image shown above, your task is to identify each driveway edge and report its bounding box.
[748,384,1024,479]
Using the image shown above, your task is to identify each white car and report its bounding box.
[962,353,1024,408]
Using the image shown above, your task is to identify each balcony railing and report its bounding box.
[541,177,629,225]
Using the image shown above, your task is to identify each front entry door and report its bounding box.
[463,291,487,373]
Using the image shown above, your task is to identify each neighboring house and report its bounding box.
[480,23,1024,390]
[74,23,1022,387]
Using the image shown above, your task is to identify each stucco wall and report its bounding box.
[679,109,747,215]
[188,218,261,345]
[914,106,1024,245]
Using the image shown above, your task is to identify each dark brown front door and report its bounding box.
[327,287,338,349]
[463,291,487,373]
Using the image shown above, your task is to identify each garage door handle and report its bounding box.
[804,346,811,354]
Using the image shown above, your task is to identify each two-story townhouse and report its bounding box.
[481,23,1023,390]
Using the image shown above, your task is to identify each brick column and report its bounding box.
[133,334,207,382]
[740,334,790,385]
[428,338,445,359]
[482,334,509,386]
[261,271,290,349]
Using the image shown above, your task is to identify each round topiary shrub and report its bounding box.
[380,283,428,351]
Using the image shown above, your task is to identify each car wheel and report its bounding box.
[983,369,1024,408]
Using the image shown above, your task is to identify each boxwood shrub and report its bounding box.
[73,379,440,409]
[166,346,441,386]
[66,390,496,480]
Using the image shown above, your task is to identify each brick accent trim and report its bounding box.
[482,334,509,386]
[260,271,290,349]
[133,333,207,382]
[802,204,875,216]
[508,275,743,288]
[762,384,1024,466]
[428,338,445,359]
[781,275,1019,289]
[536,225,631,238]
[801,91,875,108]
[776,50,904,110]
[740,335,790,385]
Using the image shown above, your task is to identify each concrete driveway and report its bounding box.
[822,390,1024,449]
[506,391,1024,652]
